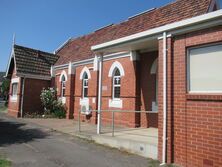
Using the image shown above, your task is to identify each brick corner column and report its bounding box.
[65,63,75,119]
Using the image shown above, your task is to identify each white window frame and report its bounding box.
[82,72,89,99]
[61,75,66,98]
[59,71,67,104]
[112,71,121,100]
[187,43,222,94]
[11,81,18,102]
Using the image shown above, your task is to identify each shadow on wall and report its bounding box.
[0,118,48,147]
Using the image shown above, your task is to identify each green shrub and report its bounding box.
[40,87,66,118]
[52,101,66,119]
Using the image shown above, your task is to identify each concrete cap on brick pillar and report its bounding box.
[68,62,75,75]
[50,66,55,77]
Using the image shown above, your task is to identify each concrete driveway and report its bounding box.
[0,113,155,167]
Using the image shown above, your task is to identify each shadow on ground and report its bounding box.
[0,117,48,147]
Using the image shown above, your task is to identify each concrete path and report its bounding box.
[23,117,158,159]
[0,113,158,167]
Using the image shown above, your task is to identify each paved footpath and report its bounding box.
[0,113,156,167]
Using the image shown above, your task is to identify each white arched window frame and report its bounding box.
[82,72,89,98]
[61,75,66,98]
[108,61,124,108]
[59,71,68,104]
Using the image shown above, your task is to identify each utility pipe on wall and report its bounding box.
[20,77,26,118]
[97,54,103,134]
[161,32,167,165]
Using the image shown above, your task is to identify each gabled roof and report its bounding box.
[55,0,215,66]
[6,45,59,79]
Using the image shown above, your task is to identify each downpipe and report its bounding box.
[160,32,167,166]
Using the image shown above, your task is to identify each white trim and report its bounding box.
[80,67,91,80]
[59,70,68,82]
[108,61,125,77]
[188,91,222,94]
[54,37,71,54]
[68,62,75,75]
[91,10,222,51]
[80,98,89,106]
[11,77,19,83]
[59,97,66,104]
[10,95,18,102]
[103,52,130,61]
[16,73,51,81]
[53,63,69,70]
[130,51,140,61]
[108,99,123,108]
[50,66,55,77]
[5,46,15,78]
[53,52,130,70]
[150,58,158,74]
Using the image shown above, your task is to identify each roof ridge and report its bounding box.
[14,44,56,56]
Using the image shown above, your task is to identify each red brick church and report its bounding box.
[5,0,222,166]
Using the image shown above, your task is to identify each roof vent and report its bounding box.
[94,24,114,32]
[128,8,156,19]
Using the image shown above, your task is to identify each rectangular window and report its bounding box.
[83,79,88,98]
[188,44,222,93]
[61,82,66,97]
[113,76,121,99]
[12,83,18,96]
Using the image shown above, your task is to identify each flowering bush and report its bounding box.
[40,88,57,114]
[40,88,66,118]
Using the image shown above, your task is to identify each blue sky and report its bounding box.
[0,0,221,72]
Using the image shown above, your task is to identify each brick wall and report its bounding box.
[54,56,157,128]
[8,68,21,117]
[160,26,222,167]
[140,51,158,128]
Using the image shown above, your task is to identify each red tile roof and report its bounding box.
[55,0,213,66]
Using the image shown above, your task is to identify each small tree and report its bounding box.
[40,88,57,114]
[1,79,10,100]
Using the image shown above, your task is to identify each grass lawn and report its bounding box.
[0,159,11,167]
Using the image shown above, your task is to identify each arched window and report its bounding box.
[112,68,121,99]
[82,72,88,98]
[61,75,66,97]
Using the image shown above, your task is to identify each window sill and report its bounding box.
[59,97,66,104]
[109,99,122,108]
[186,93,222,101]
[10,96,17,102]
[80,98,89,106]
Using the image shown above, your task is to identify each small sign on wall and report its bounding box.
[102,86,108,91]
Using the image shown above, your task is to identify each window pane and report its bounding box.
[114,77,121,85]
[114,69,120,76]
[62,88,65,97]
[12,83,18,96]
[189,44,222,92]
[84,88,88,97]
[114,87,120,98]
[84,79,88,86]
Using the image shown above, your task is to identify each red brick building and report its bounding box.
[6,0,222,166]
[5,45,59,117]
